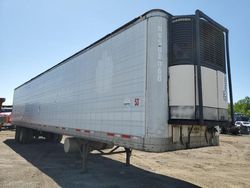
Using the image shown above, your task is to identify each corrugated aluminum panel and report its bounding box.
[13,20,147,137]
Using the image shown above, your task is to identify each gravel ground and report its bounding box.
[0,130,249,188]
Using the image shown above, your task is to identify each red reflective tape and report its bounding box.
[107,133,114,137]
[75,129,81,132]
[84,130,90,133]
[121,134,131,139]
[7,116,11,123]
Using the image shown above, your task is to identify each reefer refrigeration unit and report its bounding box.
[12,9,233,159]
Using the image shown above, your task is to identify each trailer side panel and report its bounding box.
[13,20,147,138]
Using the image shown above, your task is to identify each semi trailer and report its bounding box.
[0,98,12,130]
[0,105,13,130]
[0,98,6,130]
[12,9,233,170]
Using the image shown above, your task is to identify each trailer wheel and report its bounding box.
[18,127,26,143]
[19,127,33,144]
[26,128,34,143]
[45,133,62,143]
[15,126,21,142]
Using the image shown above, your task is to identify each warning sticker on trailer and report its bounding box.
[134,98,140,106]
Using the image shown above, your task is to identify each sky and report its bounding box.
[0,0,249,105]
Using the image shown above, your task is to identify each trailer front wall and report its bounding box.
[12,20,147,138]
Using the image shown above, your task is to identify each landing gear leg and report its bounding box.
[80,142,89,172]
[125,147,132,166]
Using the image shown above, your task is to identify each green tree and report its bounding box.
[233,96,250,117]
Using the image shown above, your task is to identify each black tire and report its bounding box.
[45,133,62,143]
[19,127,33,144]
[15,126,21,142]
[18,127,26,143]
[26,128,34,143]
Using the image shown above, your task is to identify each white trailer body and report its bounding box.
[12,10,233,152]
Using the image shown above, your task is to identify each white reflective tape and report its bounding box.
[131,136,139,140]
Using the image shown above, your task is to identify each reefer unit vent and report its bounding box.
[170,17,226,72]
[169,12,229,124]
[171,17,194,66]
[200,19,226,73]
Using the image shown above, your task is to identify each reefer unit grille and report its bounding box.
[200,19,226,72]
[170,17,226,73]
[171,18,194,65]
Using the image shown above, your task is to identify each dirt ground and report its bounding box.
[0,130,250,188]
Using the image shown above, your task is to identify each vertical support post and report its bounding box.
[195,10,204,125]
[80,142,89,172]
[125,148,132,166]
[226,31,234,126]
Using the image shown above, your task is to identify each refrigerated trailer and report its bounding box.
[12,9,233,168]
